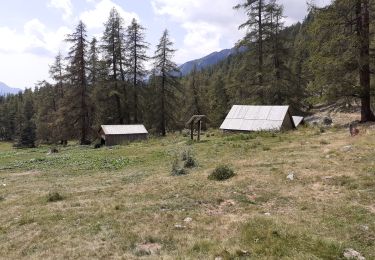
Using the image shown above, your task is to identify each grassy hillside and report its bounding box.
[0,124,374,259]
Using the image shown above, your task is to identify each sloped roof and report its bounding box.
[101,125,148,135]
[292,116,304,127]
[220,105,294,131]
[186,115,207,126]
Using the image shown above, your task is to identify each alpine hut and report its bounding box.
[220,105,298,132]
[99,125,148,146]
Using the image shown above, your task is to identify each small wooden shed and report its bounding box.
[99,125,148,146]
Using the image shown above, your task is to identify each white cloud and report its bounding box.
[151,0,246,63]
[0,19,71,87]
[48,0,73,21]
[0,52,51,87]
[151,0,332,64]
[80,0,140,30]
[0,19,70,56]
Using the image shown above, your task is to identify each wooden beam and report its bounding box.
[190,122,194,140]
[197,120,201,141]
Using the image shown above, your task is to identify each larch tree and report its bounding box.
[265,1,294,105]
[308,0,375,122]
[49,52,66,99]
[48,53,68,143]
[152,29,180,136]
[87,37,99,86]
[102,8,129,124]
[125,18,149,123]
[234,0,271,102]
[188,65,203,115]
[65,21,91,145]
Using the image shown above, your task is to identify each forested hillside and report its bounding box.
[1,0,375,147]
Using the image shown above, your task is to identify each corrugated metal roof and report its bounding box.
[292,116,304,127]
[220,105,291,131]
[101,125,148,135]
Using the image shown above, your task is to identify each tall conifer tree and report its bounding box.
[152,30,180,136]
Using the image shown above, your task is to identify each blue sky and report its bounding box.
[0,0,330,88]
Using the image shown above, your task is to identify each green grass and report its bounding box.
[0,127,374,259]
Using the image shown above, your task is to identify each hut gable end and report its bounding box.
[220,105,296,132]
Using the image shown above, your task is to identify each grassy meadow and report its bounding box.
[0,126,374,259]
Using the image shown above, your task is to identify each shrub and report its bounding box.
[181,149,191,161]
[208,165,235,181]
[47,192,64,202]
[182,149,197,168]
[0,196,4,201]
[172,167,188,176]
[171,157,189,176]
[184,156,197,168]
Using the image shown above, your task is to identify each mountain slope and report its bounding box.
[0,82,22,96]
[179,46,246,76]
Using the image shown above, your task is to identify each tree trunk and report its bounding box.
[161,73,166,136]
[357,0,375,122]
[258,0,263,87]
[133,30,139,123]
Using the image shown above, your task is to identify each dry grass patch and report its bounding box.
[0,123,374,259]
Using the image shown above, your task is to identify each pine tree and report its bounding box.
[15,90,36,148]
[125,18,149,123]
[152,29,180,136]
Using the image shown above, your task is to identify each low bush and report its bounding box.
[182,149,197,168]
[208,165,235,181]
[171,157,189,176]
[184,156,197,168]
[47,192,64,202]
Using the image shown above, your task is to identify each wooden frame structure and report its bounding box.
[186,115,207,141]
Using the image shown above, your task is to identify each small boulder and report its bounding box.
[94,143,102,149]
[359,225,369,231]
[264,212,271,216]
[322,116,333,126]
[343,248,365,260]
[47,147,59,155]
[305,115,333,126]
[287,173,295,181]
[135,243,162,256]
[184,217,193,223]
[341,145,353,152]
[174,224,186,230]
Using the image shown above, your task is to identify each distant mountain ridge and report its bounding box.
[0,82,22,96]
[179,46,247,76]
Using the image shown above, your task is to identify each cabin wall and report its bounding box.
[105,134,148,146]
[281,114,295,131]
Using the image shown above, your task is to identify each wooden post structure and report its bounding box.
[186,115,207,142]
[197,120,201,141]
[190,122,194,140]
